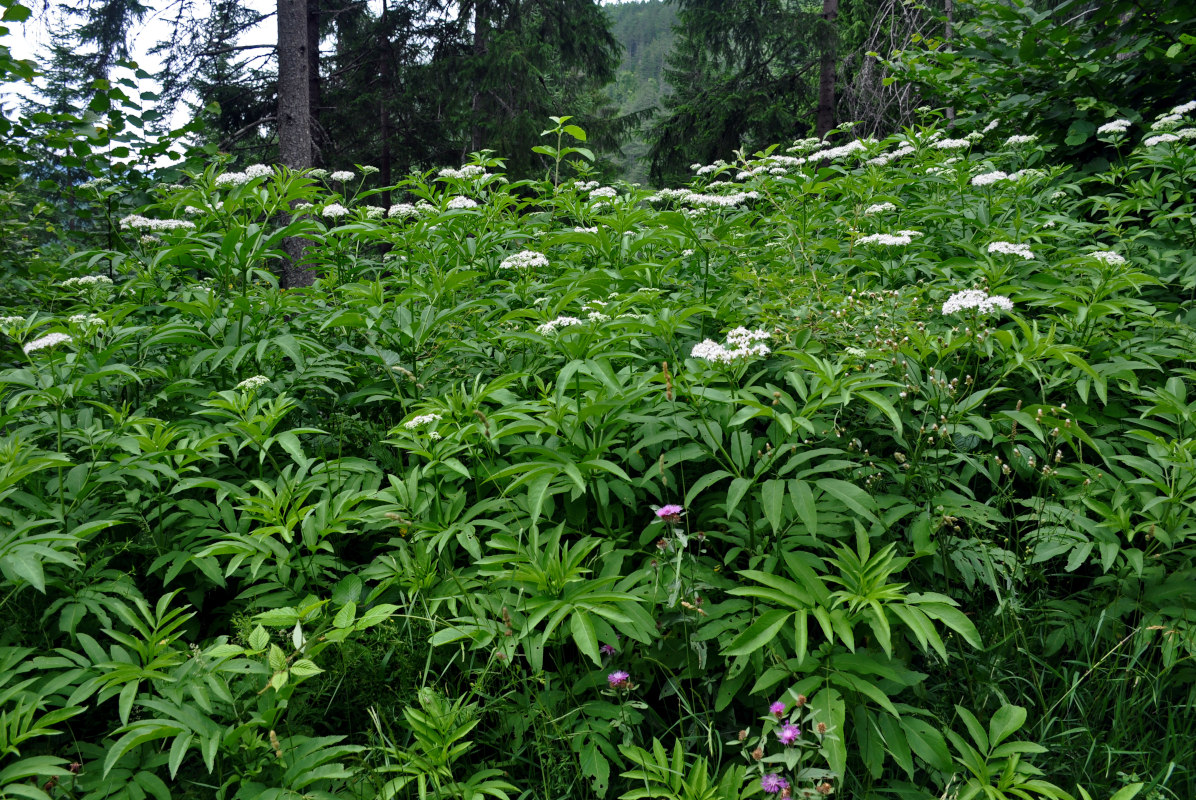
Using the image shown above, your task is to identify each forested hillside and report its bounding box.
[604,0,676,183]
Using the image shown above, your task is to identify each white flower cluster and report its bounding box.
[439,165,486,180]
[1005,135,1039,146]
[573,226,598,233]
[388,203,420,219]
[965,131,985,143]
[867,144,914,167]
[23,332,72,354]
[446,196,478,209]
[330,170,356,182]
[1151,114,1182,131]
[536,316,583,334]
[500,250,550,270]
[971,170,1009,187]
[323,203,350,219]
[857,232,915,246]
[1089,250,1126,266]
[361,206,385,219]
[690,327,771,363]
[694,160,728,175]
[806,139,868,161]
[987,241,1034,259]
[308,169,329,180]
[589,186,617,199]
[941,289,1014,315]
[687,191,759,208]
[1143,133,1180,147]
[0,315,24,327]
[864,201,897,215]
[214,172,253,187]
[61,275,113,289]
[647,188,693,203]
[1097,119,1131,135]
[933,138,971,150]
[68,313,105,327]
[245,164,273,178]
[119,215,196,232]
[983,119,1001,133]
[235,375,270,391]
[1172,100,1196,115]
[404,413,442,429]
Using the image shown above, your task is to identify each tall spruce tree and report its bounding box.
[648,0,827,185]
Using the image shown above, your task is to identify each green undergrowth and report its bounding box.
[0,112,1194,800]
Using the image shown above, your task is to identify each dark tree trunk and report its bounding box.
[470,2,489,152]
[379,0,392,206]
[815,0,839,139]
[307,0,323,163]
[278,0,315,287]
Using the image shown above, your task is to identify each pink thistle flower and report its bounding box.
[655,504,684,521]
[607,670,630,689]
[760,774,789,794]
[769,701,785,716]
[778,724,800,745]
[600,643,616,656]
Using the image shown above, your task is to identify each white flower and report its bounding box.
[1171,100,1196,116]
[388,203,419,218]
[725,327,770,348]
[536,316,582,334]
[330,170,356,182]
[308,169,329,180]
[215,172,251,187]
[586,311,610,322]
[23,332,72,354]
[941,290,1013,315]
[1089,250,1126,266]
[972,171,1009,186]
[429,431,442,441]
[61,275,113,288]
[439,165,486,180]
[1097,119,1131,135]
[987,241,1034,259]
[867,144,914,166]
[500,250,549,270]
[686,191,758,208]
[1005,134,1039,146]
[1151,114,1182,131]
[362,206,385,219]
[235,375,270,391]
[864,201,897,215]
[446,196,478,209]
[965,131,985,142]
[1144,133,1180,147]
[589,186,617,199]
[933,138,970,149]
[0,315,24,327]
[323,203,350,218]
[404,413,442,429]
[573,226,598,233]
[362,166,380,175]
[806,139,868,161]
[68,313,105,327]
[982,119,1000,133]
[857,232,914,246]
[119,215,196,232]
[245,164,273,178]
[845,346,867,357]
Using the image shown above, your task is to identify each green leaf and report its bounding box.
[248,626,270,651]
[290,659,323,678]
[724,609,790,656]
[570,612,601,665]
[761,479,786,534]
[816,478,879,525]
[902,717,952,772]
[987,704,1026,748]
[562,125,587,141]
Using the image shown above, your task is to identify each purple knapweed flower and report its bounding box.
[600,643,616,656]
[655,504,684,521]
[778,724,800,745]
[607,670,630,689]
[760,774,789,794]
[769,701,786,716]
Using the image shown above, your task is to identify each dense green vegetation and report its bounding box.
[3,1,1196,799]
[3,100,1196,799]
